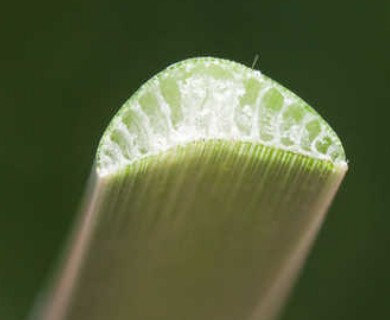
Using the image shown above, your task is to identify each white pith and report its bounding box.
[97,58,346,176]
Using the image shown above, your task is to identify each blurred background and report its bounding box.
[1,0,389,319]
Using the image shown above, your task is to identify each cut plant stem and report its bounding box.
[34,58,347,320]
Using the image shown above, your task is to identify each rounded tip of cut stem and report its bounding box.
[96,57,347,177]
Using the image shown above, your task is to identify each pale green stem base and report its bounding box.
[35,141,345,320]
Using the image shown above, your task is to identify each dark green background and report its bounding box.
[1,1,389,319]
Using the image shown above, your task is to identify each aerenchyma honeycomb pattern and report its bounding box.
[97,58,346,176]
